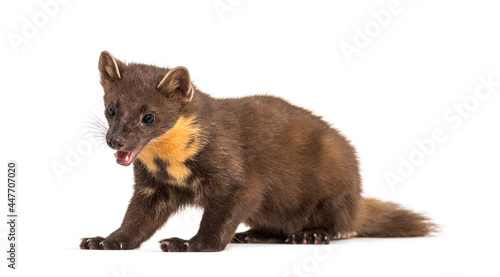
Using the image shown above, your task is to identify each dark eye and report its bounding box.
[107,105,116,117]
[142,114,155,125]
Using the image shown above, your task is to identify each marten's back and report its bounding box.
[196,94,363,234]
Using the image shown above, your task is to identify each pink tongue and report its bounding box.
[117,151,130,161]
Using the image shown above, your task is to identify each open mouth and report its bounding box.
[114,144,146,166]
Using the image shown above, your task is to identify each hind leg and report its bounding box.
[232,229,286,244]
[232,228,332,245]
[282,197,352,244]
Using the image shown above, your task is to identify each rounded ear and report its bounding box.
[98,51,124,87]
[157,66,194,102]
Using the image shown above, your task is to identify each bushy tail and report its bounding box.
[356,197,437,237]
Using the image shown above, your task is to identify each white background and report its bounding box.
[1,0,500,276]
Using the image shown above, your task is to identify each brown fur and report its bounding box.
[357,198,436,237]
[80,51,436,252]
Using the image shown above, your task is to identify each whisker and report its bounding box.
[83,109,109,146]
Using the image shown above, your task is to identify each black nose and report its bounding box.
[108,137,125,150]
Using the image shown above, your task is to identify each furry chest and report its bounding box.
[137,115,202,186]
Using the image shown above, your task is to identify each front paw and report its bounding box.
[159,237,189,252]
[80,236,132,250]
[159,237,226,252]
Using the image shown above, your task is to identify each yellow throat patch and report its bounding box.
[137,115,202,186]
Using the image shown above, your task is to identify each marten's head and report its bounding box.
[98,51,194,166]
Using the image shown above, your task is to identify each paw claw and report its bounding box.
[80,236,127,250]
[287,230,331,245]
[159,237,189,252]
[301,233,308,244]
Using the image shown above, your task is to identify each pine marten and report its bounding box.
[80,51,436,252]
